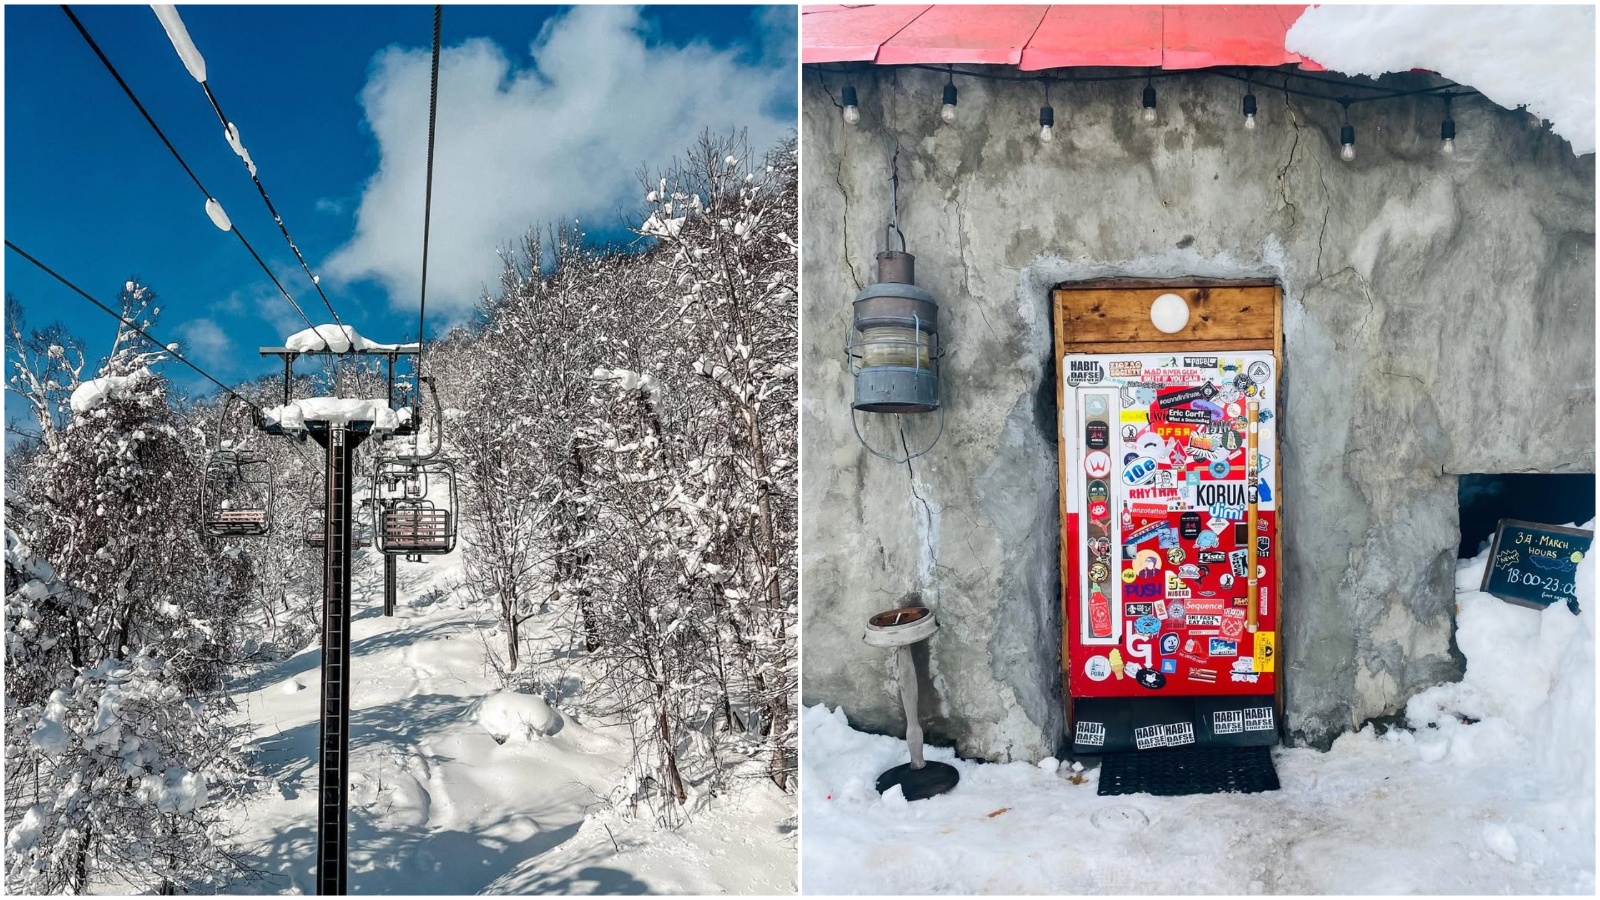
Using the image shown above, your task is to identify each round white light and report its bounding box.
[1150,293,1190,334]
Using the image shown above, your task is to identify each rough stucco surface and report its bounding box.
[801,69,1595,760]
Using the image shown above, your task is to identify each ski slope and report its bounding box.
[802,531,1595,895]
[219,535,795,894]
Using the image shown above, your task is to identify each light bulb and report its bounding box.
[1340,142,1356,162]
[941,83,957,124]
[1039,105,1054,143]
[1242,92,1257,131]
[1441,137,1454,154]
[1040,124,1054,143]
[1141,83,1157,123]
[843,105,861,125]
[1441,117,1455,154]
[1244,113,1256,131]
[1142,106,1157,124]
[1340,123,1355,162]
[841,85,860,125]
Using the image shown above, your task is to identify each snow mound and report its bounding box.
[1405,520,1594,793]
[69,367,153,414]
[475,690,561,743]
[263,397,400,433]
[284,324,417,354]
[1286,6,1595,155]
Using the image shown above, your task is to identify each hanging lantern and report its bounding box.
[848,226,941,415]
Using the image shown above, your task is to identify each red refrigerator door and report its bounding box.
[1064,354,1278,699]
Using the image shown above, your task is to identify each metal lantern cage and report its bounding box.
[846,225,944,460]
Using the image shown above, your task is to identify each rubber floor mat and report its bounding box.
[1097,744,1280,796]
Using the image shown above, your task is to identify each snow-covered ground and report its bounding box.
[802,531,1595,894]
[219,527,795,894]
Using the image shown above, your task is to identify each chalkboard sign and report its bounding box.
[1480,519,1591,614]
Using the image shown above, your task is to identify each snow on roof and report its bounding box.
[284,324,419,354]
[263,397,401,433]
[1286,5,1595,155]
[69,368,153,414]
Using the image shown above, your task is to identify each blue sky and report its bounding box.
[4,4,795,426]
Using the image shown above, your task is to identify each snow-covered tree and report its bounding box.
[4,283,256,892]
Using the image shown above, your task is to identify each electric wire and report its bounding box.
[817,61,1481,106]
[5,240,265,414]
[61,5,319,337]
[191,78,348,335]
[414,5,442,396]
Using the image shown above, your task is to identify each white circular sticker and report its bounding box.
[1085,655,1112,682]
[1084,450,1112,478]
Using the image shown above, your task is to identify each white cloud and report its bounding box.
[175,318,233,370]
[325,5,794,319]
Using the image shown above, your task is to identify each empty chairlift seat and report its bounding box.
[201,450,273,537]
[380,501,452,554]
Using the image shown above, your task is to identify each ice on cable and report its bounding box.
[263,397,401,433]
[283,325,417,354]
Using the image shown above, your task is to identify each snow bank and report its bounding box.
[263,397,401,433]
[1405,521,1594,808]
[69,367,153,414]
[475,690,561,743]
[1286,5,1595,155]
[801,526,1596,893]
[284,324,417,354]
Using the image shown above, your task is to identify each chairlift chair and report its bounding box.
[372,458,458,558]
[200,396,273,537]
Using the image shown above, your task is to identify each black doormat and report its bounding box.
[1097,745,1279,797]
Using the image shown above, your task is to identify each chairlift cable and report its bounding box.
[5,240,265,414]
[196,81,350,336]
[60,5,318,336]
[414,5,442,397]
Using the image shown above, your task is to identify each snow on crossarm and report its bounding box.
[282,324,417,354]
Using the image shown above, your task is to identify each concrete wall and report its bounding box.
[801,67,1595,760]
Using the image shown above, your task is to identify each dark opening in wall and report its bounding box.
[1457,473,1597,558]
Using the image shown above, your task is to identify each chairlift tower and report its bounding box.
[258,342,418,896]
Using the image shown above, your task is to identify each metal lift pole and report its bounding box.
[312,422,366,896]
[383,553,397,617]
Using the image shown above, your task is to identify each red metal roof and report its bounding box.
[801,4,1325,71]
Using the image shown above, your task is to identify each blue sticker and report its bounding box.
[1158,527,1180,549]
[1160,658,1178,674]
[1209,459,1231,479]
[1160,633,1180,655]
[1257,483,1272,503]
[1134,615,1162,635]
[1196,530,1220,549]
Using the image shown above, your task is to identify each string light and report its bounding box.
[811,63,1484,160]
[1339,99,1355,162]
[1440,96,1455,154]
[1039,79,1054,143]
[941,66,958,124]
